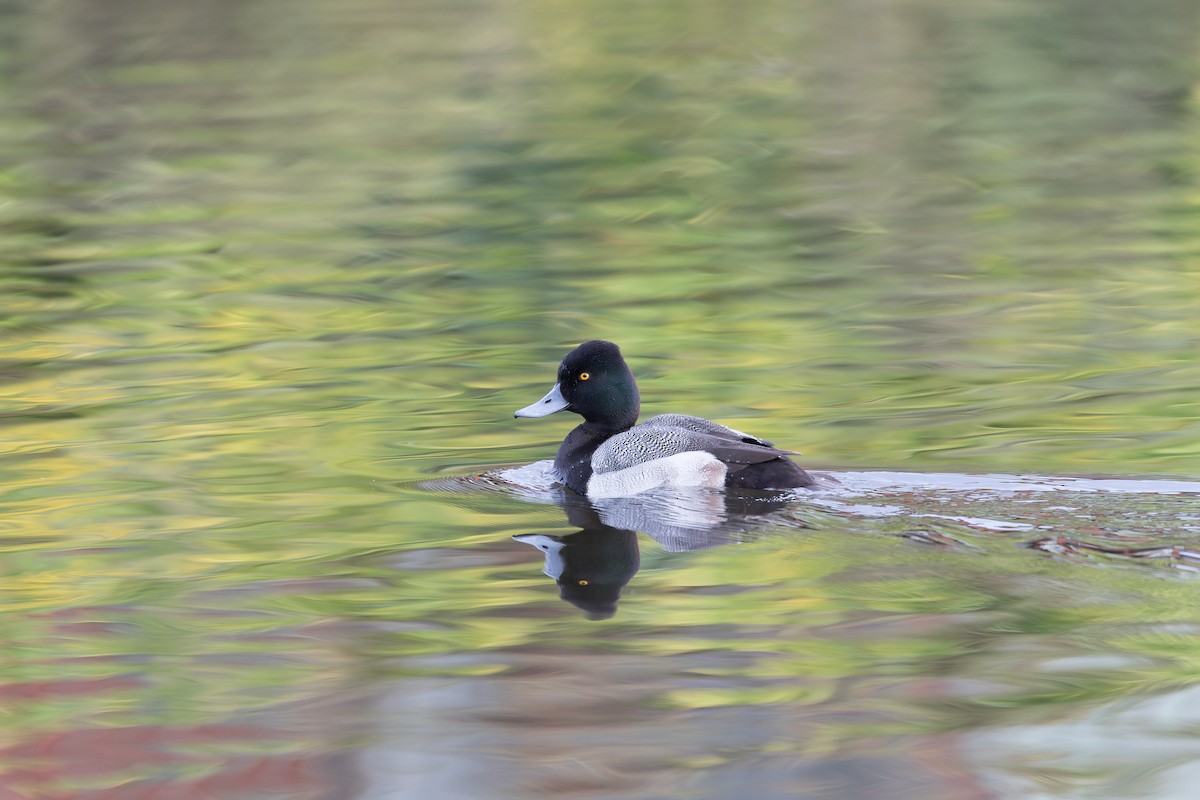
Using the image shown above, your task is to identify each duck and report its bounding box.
[514,340,815,498]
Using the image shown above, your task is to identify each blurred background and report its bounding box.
[1,0,1199,798]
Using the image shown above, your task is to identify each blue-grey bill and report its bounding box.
[514,383,569,418]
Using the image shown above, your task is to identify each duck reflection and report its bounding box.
[514,487,800,619]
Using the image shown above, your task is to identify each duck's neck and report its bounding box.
[555,419,634,494]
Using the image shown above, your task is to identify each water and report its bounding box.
[2,0,1199,798]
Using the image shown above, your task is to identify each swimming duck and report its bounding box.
[514,340,815,497]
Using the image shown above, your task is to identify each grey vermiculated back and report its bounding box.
[592,414,789,474]
[641,414,774,447]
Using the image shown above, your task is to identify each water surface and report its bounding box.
[1,0,1199,798]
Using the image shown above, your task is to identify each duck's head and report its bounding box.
[514,340,640,430]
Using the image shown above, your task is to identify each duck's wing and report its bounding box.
[593,421,793,475]
[642,414,782,448]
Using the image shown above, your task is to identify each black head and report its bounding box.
[515,340,641,430]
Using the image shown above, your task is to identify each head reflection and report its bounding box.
[514,489,799,620]
[514,528,639,620]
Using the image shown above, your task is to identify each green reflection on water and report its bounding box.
[1,0,1199,797]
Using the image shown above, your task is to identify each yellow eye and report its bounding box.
[579,372,590,381]
[578,579,589,586]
